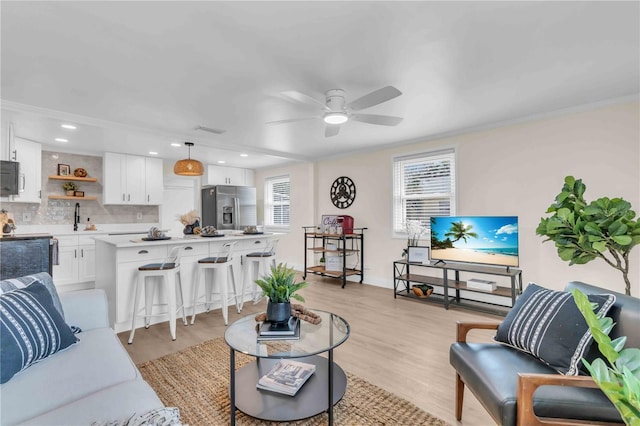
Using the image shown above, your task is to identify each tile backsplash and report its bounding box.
[3,151,159,226]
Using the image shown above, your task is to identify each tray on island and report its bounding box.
[141,236,171,241]
[243,231,264,235]
[201,233,225,238]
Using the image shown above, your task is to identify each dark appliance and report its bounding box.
[0,160,20,196]
[201,185,257,231]
[338,215,354,234]
[0,235,53,280]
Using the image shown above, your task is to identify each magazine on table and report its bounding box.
[256,359,316,396]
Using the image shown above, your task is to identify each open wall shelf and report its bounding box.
[48,195,97,201]
[49,175,98,182]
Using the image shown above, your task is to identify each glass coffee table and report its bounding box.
[224,310,350,425]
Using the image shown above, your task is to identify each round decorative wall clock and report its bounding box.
[330,176,356,209]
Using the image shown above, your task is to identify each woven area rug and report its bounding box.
[138,337,449,426]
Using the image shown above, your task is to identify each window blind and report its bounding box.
[392,148,456,233]
[264,175,290,227]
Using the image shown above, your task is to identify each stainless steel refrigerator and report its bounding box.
[201,185,257,231]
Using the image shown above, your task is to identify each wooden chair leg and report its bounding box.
[456,373,464,421]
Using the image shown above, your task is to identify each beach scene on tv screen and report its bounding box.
[430,216,519,267]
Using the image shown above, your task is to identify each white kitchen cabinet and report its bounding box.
[53,235,99,286]
[125,155,146,204]
[53,237,78,286]
[144,157,163,205]
[202,165,253,186]
[78,239,96,282]
[10,137,41,203]
[103,152,163,205]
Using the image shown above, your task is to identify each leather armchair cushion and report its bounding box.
[449,342,620,426]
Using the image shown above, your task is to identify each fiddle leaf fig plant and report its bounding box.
[255,263,309,303]
[572,289,640,425]
[536,176,640,295]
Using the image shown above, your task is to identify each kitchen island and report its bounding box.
[95,232,275,332]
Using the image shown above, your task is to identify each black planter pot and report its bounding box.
[266,300,291,324]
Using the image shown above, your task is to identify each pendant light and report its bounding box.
[173,142,204,176]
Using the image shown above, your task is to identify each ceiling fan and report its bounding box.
[267,86,403,137]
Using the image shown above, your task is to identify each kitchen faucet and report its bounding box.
[73,202,80,231]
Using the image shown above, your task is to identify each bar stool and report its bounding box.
[240,238,279,311]
[128,246,187,344]
[191,241,240,325]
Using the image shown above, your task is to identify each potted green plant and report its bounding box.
[255,263,309,323]
[62,181,78,196]
[572,289,640,425]
[536,176,640,296]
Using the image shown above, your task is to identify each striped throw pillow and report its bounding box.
[495,282,615,375]
[0,282,78,383]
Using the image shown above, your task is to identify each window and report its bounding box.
[392,148,456,234]
[264,175,290,229]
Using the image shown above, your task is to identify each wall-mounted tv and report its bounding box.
[430,216,519,268]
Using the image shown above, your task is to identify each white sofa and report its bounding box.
[0,288,166,425]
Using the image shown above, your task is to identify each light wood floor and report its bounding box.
[118,274,499,425]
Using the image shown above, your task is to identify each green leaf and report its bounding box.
[612,235,632,245]
[558,247,575,261]
[609,221,628,236]
[584,222,601,234]
[592,241,607,252]
[611,336,628,353]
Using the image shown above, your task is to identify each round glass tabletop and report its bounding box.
[224,310,350,358]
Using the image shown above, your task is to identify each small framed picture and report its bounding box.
[74,191,84,197]
[58,164,70,176]
[408,246,429,264]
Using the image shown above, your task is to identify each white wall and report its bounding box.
[255,162,316,269]
[256,101,640,295]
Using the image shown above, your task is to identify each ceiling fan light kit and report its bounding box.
[174,142,204,176]
[269,85,403,137]
[323,112,348,124]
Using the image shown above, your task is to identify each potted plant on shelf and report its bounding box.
[255,263,309,323]
[536,176,640,296]
[62,181,78,196]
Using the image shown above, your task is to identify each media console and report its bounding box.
[393,260,523,315]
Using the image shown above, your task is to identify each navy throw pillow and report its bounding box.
[495,282,615,375]
[0,282,78,384]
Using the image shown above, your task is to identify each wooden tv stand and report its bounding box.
[393,260,523,315]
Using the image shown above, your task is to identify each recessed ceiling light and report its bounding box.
[170,143,181,147]
[240,153,248,157]
[55,138,68,143]
[217,160,226,164]
[149,151,158,155]
[61,124,77,130]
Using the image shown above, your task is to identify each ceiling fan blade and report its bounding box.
[325,125,340,137]
[195,125,227,135]
[266,117,318,125]
[347,86,402,111]
[351,113,403,126]
[281,91,330,111]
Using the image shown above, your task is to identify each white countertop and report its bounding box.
[16,223,160,236]
[94,232,275,248]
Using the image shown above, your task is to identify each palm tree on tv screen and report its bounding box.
[445,221,479,243]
